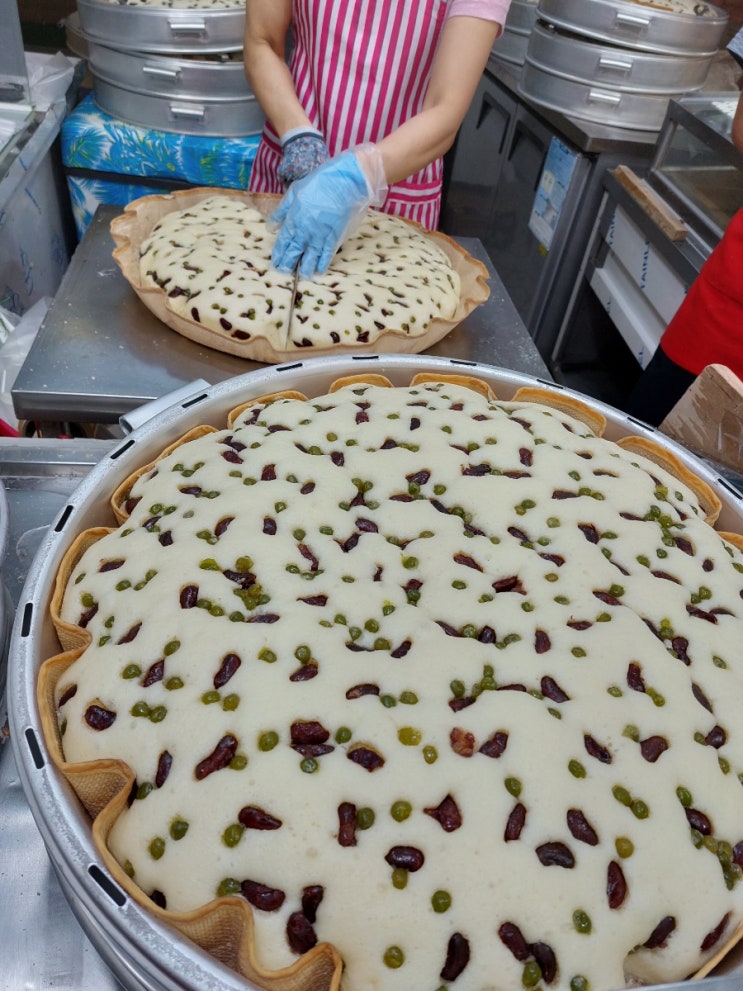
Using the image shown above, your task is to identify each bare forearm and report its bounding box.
[375,16,500,185]
[376,105,469,186]
[246,50,311,136]
[244,0,310,137]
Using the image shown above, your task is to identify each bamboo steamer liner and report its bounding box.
[38,373,743,990]
[109,423,218,526]
[613,434,721,525]
[718,531,743,552]
[110,188,491,363]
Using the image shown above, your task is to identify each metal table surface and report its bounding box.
[11,205,549,426]
[0,438,122,991]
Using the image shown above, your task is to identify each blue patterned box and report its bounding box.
[61,93,261,239]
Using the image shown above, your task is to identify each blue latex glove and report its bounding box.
[277,129,329,187]
[270,148,385,279]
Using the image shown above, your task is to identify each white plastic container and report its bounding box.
[0,102,75,314]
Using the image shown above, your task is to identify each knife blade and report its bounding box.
[283,265,300,350]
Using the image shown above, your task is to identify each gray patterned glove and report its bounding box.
[277,128,330,187]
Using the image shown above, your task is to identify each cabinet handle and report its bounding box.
[597,56,633,73]
[475,100,491,131]
[475,94,511,156]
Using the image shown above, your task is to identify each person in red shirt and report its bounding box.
[625,73,743,426]
[243,0,509,277]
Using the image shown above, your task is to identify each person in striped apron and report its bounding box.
[244,0,509,277]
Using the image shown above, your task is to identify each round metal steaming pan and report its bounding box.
[9,354,743,991]
[536,0,727,56]
[76,0,245,55]
[491,0,539,67]
[86,40,253,101]
[519,58,678,129]
[526,21,712,93]
[504,0,540,33]
[64,12,88,60]
[491,27,532,66]
[91,75,265,136]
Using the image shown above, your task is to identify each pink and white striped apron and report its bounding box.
[248,0,450,229]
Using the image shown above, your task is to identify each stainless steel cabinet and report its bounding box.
[475,97,590,350]
[550,92,742,406]
[443,67,585,354]
[550,171,700,391]
[441,72,518,234]
[442,61,656,361]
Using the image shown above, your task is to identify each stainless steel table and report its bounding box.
[0,439,122,991]
[12,205,550,426]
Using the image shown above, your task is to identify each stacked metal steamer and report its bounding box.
[491,0,541,73]
[74,0,265,137]
[514,0,728,130]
